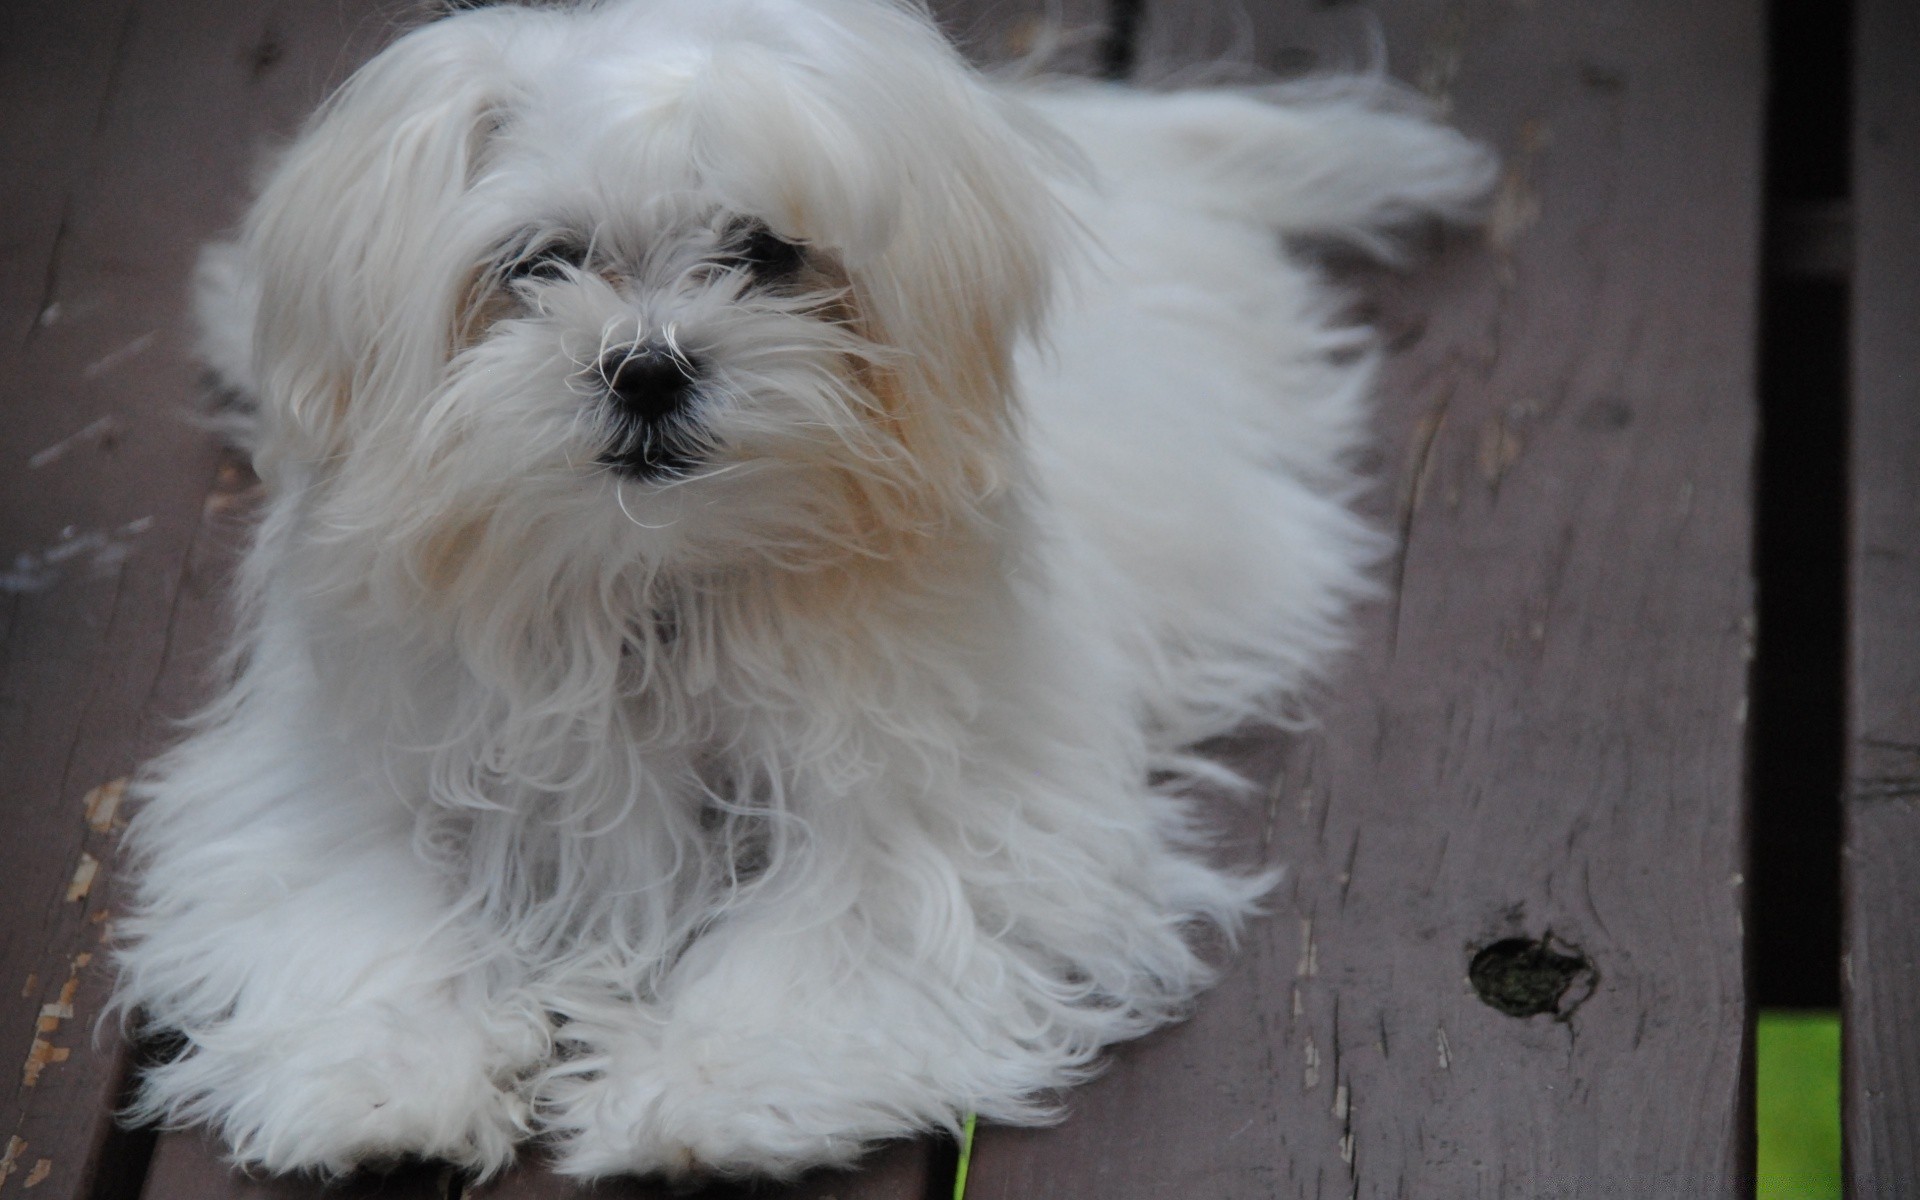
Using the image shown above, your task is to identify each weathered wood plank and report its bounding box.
[467,1140,935,1200]
[140,1132,460,1200]
[1844,0,1920,1187]
[0,0,399,1194]
[966,1,1762,1196]
[0,0,410,1197]
[0,8,151,1199]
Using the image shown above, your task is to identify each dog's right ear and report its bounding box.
[240,12,526,476]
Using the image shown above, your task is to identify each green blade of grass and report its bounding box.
[953,1112,977,1200]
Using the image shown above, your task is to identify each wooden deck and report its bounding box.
[0,0,1905,1197]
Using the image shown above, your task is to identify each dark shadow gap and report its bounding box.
[922,1133,962,1200]
[1749,0,1853,1011]
[1099,0,1143,79]
[85,1043,160,1200]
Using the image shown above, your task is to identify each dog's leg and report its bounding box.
[538,791,1260,1180]
[539,591,1268,1180]
[116,721,546,1176]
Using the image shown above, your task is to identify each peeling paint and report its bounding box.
[1,517,155,593]
[1304,1036,1320,1089]
[1437,1027,1453,1070]
[21,1039,69,1088]
[21,954,90,1089]
[0,1138,23,1187]
[18,975,36,1000]
[65,853,98,902]
[83,778,128,832]
[81,331,157,380]
[38,975,78,1029]
[27,415,122,469]
[22,1158,51,1189]
[1333,1083,1350,1119]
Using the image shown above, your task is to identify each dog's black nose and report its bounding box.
[598,344,699,423]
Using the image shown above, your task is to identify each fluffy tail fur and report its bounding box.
[1031,80,1497,258]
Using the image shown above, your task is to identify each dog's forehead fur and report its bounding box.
[432,0,1018,259]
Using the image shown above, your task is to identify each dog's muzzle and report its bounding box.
[595,340,706,480]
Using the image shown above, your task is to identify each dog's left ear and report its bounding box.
[240,11,527,476]
[841,83,1066,508]
[689,18,1068,514]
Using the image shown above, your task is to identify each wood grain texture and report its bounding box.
[1844,0,1920,1188]
[466,1140,935,1200]
[0,1,399,1197]
[140,1131,462,1200]
[965,1,1763,1196]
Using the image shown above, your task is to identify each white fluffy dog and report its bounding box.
[114,0,1490,1181]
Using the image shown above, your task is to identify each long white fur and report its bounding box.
[115,0,1493,1181]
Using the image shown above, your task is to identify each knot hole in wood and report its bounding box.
[1467,933,1598,1020]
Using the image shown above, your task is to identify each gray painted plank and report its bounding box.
[0,0,397,1195]
[1845,0,1920,1188]
[466,1140,933,1200]
[966,1,1762,1196]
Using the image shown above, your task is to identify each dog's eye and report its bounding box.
[725,226,806,283]
[504,238,590,283]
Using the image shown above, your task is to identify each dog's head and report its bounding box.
[239,0,1063,626]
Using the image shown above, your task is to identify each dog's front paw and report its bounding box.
[136,1000,544,1177]
[540,1025,884,1181]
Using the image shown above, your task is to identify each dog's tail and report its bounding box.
[189,240,265,453]
[1034,80,1498,260]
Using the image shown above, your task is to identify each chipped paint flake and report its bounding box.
[19,974,37,999]
[1333,1083,1350,1119]
[1437,1027,1453,1070]
[22,1039,70,1087]
[0,1137,25,1186]
[28,414,122,469]
[1304,1037,1320,1089]
[65,853,99,902]
[25,954,89,1090]
[81,331,157,380]
[84,778,128,831]
[1,519,155,593]
[23,1158,52,1188]
[38,976,79,1028]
